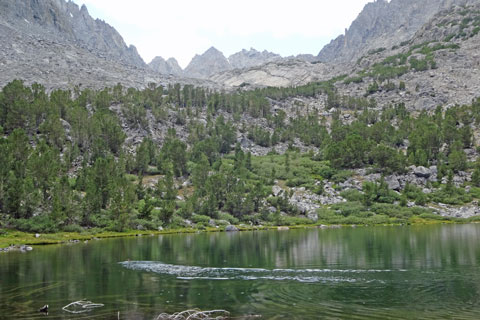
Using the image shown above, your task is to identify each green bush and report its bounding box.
[12,216,59,233]
[62,224,84,233]
[331,170,353,183]
[131,219,158,230]
[268,213,313,226]
[340,189,364,202]
[89,213,111,228]
[169,215,188,229]
[286,177,314,187]
[217,212,239,225]
[370,203,413,219]
[429,187,472,205]
[330,202,366,217]
[191,214,211,224]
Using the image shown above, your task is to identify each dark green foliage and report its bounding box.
[0,78,479,232]
[362,179,400,206]
[158,130,188,177]
[366,81,380,95]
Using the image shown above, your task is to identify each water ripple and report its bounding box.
[119,261,402,283]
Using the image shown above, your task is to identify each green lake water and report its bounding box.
[2,224,480,319]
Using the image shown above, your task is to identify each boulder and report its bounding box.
[385,175,401,191]
[413,166,432,178]
[225,225,239,232]
[272,185,282,196]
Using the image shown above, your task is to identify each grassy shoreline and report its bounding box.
[0,216,472,250]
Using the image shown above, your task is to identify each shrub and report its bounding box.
[62,224,84,233]
[169,215,188,229]
[340,189,364,202]
[131,219,157,230]
[330,202,366,217]
[217,212,239,225]
[286,177,314,188]
[191,214,211,224]
[12,216,59,233]
[268,214,313,226]
[331,170,353,183]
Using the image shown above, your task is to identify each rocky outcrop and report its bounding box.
[184,47,232,79]
[228,48,282,69]
[0,0,145,67]
[209,59,336,88]
[317,0,476,64]
[148,57,183,76]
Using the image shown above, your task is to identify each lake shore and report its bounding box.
[0,215,472,252]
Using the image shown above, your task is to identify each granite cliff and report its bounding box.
[317,0,476,64]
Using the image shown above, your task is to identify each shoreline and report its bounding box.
[0,216,472,252]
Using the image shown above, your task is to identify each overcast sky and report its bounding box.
[78,0,372,68]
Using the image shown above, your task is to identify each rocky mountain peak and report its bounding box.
[0,0,145,67]
[148,56,183,76]
[184,47,231,79]
[228,48,282,69]
[317,0,477,64]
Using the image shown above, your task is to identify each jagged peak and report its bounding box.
[150,56,166,64]
[203,46,225,56]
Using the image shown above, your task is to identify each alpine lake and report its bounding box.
[2,224,480,319]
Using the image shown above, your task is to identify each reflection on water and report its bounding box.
[1,225,480,319]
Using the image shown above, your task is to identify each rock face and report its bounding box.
[209,59,336,88]
[228,48,282,69]
[148,57,183,76]
[333,2,480,111]
[0,0,218,89]
[184,47,287,79]
[184,47,232,79]
[317,0,476,64]
[0,0,145,67]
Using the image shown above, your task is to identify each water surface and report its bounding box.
[1,224,480,319]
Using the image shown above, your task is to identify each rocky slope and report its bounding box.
[0,0,145,67]
[317,0,477,64]
[333,2,480,110]
[0,0,217,90]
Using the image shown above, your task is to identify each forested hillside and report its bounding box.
[1,78,479,234]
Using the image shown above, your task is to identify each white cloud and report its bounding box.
[78,0,371,68]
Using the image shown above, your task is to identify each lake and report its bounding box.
[1,224,480,319]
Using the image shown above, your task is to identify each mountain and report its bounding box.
[0,0,145,67]
[332,1,480,110]
[228,48,282,69]
[317,0,476,64]
[0,0,217,89]
[184,47,231,79]
[184,47,285,79]
[148,57,183,76]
